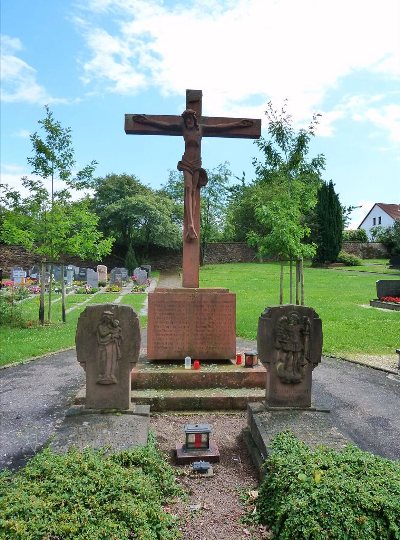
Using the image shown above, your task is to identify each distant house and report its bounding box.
[358,203,400,239]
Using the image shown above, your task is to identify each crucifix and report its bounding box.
[125,89,261,288]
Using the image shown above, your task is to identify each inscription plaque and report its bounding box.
[147,288,236,360]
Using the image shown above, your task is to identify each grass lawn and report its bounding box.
[200,262,399,358]
[0,292,148,367]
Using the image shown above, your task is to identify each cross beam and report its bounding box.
[125,89,261,288]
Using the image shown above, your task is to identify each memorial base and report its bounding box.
[175,442,220,464]
[147,288,236,360]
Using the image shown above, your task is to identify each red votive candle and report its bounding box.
[193,359,200,370]
[236,353,242,365]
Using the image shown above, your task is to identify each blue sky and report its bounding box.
[1,0,399,228]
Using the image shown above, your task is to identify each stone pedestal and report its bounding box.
[258,305,322,408]
[76,304,140,409]
[147,288,236,360]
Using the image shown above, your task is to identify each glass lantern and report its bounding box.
[184,423,211,451]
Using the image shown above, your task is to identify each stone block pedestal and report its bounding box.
[147,288,236,360]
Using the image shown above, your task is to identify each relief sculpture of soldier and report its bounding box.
[96,310,122,384]
[274,312,311,384]
[132,110,253,241]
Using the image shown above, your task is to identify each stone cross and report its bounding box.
[125,89,261,288]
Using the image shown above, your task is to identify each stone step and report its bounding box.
[131,359,266,390]
[130,388,265,411]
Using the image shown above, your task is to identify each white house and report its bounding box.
[358,203,400,239]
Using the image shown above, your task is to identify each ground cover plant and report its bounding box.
[0,292,148,367]
[251,432,400,540]
[200,262,399,357]
[0,436,182,540]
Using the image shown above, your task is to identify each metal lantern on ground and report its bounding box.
[176,422,220,464]
[244,351,258,368]
[184,423,211,451]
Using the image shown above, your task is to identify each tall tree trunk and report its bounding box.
[300,257,305,306]
[279,261,284,305]
[295,259,300,305]
[39,261,45,325]
[289,258,293,304]
[47,263,53,322]
[61,263,66,323]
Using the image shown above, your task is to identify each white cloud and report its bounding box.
[0,34,68,105]
[75,0,400,132]
[14,129,31,139]
[0,165,30,197]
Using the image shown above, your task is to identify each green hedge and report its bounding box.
[0,437,182,540]
[256,432,400,540]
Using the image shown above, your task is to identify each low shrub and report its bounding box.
[254,432,400,540]
[98,280,107,287]
[337,251,362,266]
[0,437,182,540]
[0,295,26,327]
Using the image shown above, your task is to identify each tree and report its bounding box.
[162,163,232,264]
[0,107,111,323]
[92,173,181,263]
[313,181,344,264]
[370,221,400,254]
[249,101,325,303]
[342,229,368,242]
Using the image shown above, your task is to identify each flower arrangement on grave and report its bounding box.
[380,296,400,304]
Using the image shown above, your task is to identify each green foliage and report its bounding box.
[0,439,182,540]
[343,229,369,242]
[0,107,113,324]
[371,221,400,255]
[337,251,363,266]
[0,295,26,327]
[28,105,97,191]
[314,181,343,263]
[125,243,139,274]
[246,101,324,260]
[254,432,400,540]
[92,173,181,259]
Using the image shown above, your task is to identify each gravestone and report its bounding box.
[133,267,148,285]
[389,255,400,269]
[376,280,400,299]
[87,268,99,288]
[29,265,40,279]
[257,305,323,408]
[97,265,107,284]
[66,265,74,286]
[110,268,123,285]
[140,265,151,278]
[11,266,26,285]
[76,304,141,409]
[78,268,88,282]
[53,266,62,282]
[120,267,129,282]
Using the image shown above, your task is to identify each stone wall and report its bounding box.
[0,241,388,275]
[203,242,257,264]
[341,242,388,258]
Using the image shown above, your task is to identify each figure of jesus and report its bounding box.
[132,110,253,241]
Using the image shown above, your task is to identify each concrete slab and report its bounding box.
[246,402,350,477]
[50,406,150,454]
